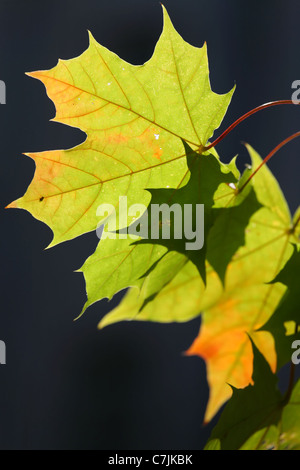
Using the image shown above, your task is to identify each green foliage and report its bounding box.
[263,245,300,368]
[9,6,300,449]
[205,342,300,450]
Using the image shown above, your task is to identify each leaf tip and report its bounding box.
[161,3,173,27]
[98,312,113,330]
[87,30,97,46]
[73,307,86,322]
[97,318,107,330]
[74,268,83,274]
[25,71,42,80]
[5,200,18,210]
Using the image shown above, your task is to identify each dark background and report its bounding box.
[0,0,299,450]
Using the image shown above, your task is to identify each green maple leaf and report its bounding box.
[99,145,295,328]
[80,142,238,314]
[8,6,233,248]
[240,380,300,450]
[205,341,300,450]
[8,4,236,321]
[121,141,237,281]
[204,341,283,450]
[7,2,300,431]
[262,244,300,368]
[99,145,299,421]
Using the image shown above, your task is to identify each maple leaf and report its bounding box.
[240,378,300,450]
[129,141,237,282]
[7,6,233,248]
[100,145,299,422]
[186,145,299,422]
[262,244,300,368]
[7,2,300,436]
[205,342,300,450]
[79,141,238,315]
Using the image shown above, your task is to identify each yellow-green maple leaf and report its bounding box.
[8,6,233,247]
[100,146,299,422]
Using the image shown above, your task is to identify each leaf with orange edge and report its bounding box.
[7,6,233,248]
[205,342,300,450]
[187,145,299,422]
[7,2,300,432]
[99,145,299,422]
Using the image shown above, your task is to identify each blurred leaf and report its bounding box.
[187,145,297,422]
[205,342,282,450]
[263,244,300,368]
[206,341,300,450]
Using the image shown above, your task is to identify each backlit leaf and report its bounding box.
[8,6,233,248]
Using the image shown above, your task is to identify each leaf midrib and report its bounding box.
[37,72,201,148]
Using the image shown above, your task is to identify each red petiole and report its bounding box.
[203,99,300,199]
[204,99,298,151]
[238,130,300,194]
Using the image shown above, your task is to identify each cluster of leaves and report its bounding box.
[8,7,300,449]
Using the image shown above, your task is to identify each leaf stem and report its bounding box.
[204,100,298,151]
[237,130,300,194]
